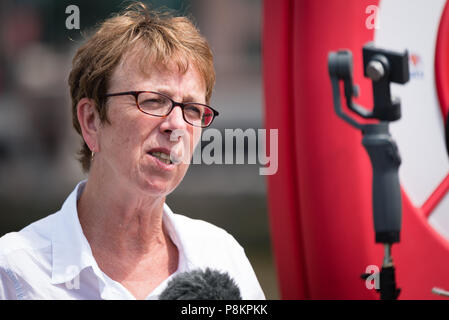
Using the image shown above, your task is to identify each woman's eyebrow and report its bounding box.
[155,89,199,102]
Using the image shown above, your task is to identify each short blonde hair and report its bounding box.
[68,2,215,172]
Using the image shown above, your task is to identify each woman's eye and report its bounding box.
[185,105,202,117]
[142,99,162,104]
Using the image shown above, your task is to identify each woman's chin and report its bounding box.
[137,177,176,197]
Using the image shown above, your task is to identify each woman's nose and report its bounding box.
[160,105,187,134]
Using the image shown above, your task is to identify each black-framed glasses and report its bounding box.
[104,91,219,128]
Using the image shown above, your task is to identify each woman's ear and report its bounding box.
[77,98,101,153]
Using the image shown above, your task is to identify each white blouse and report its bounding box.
[0,181,265,300]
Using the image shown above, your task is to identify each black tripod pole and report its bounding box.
[328,43,409,300]
[379,244,400,300]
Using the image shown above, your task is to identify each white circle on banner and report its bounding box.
[374,0,449,239]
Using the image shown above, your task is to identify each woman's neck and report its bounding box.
[77,168,169,260]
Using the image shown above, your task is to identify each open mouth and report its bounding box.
[149,151,173,165]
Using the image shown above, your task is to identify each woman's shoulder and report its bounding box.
[167,212,266,300]
[164,207,246,258]
[0,212,57,259]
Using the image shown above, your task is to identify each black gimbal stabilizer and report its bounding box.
[328,42,409,300]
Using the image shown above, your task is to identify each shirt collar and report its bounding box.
[50,180,99,285]
[50,180,195,287]
[162,203,194,271]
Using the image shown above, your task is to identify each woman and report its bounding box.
[0,3,265,300]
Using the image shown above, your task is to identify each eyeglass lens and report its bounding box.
[137,92,214,127]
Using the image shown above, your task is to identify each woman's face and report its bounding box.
[95,53,204,197]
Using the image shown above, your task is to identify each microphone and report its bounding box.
[159,268,242,300]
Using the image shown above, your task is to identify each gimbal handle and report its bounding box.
[328,43,409,244]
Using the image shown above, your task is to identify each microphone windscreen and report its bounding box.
[159,268,242,300]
